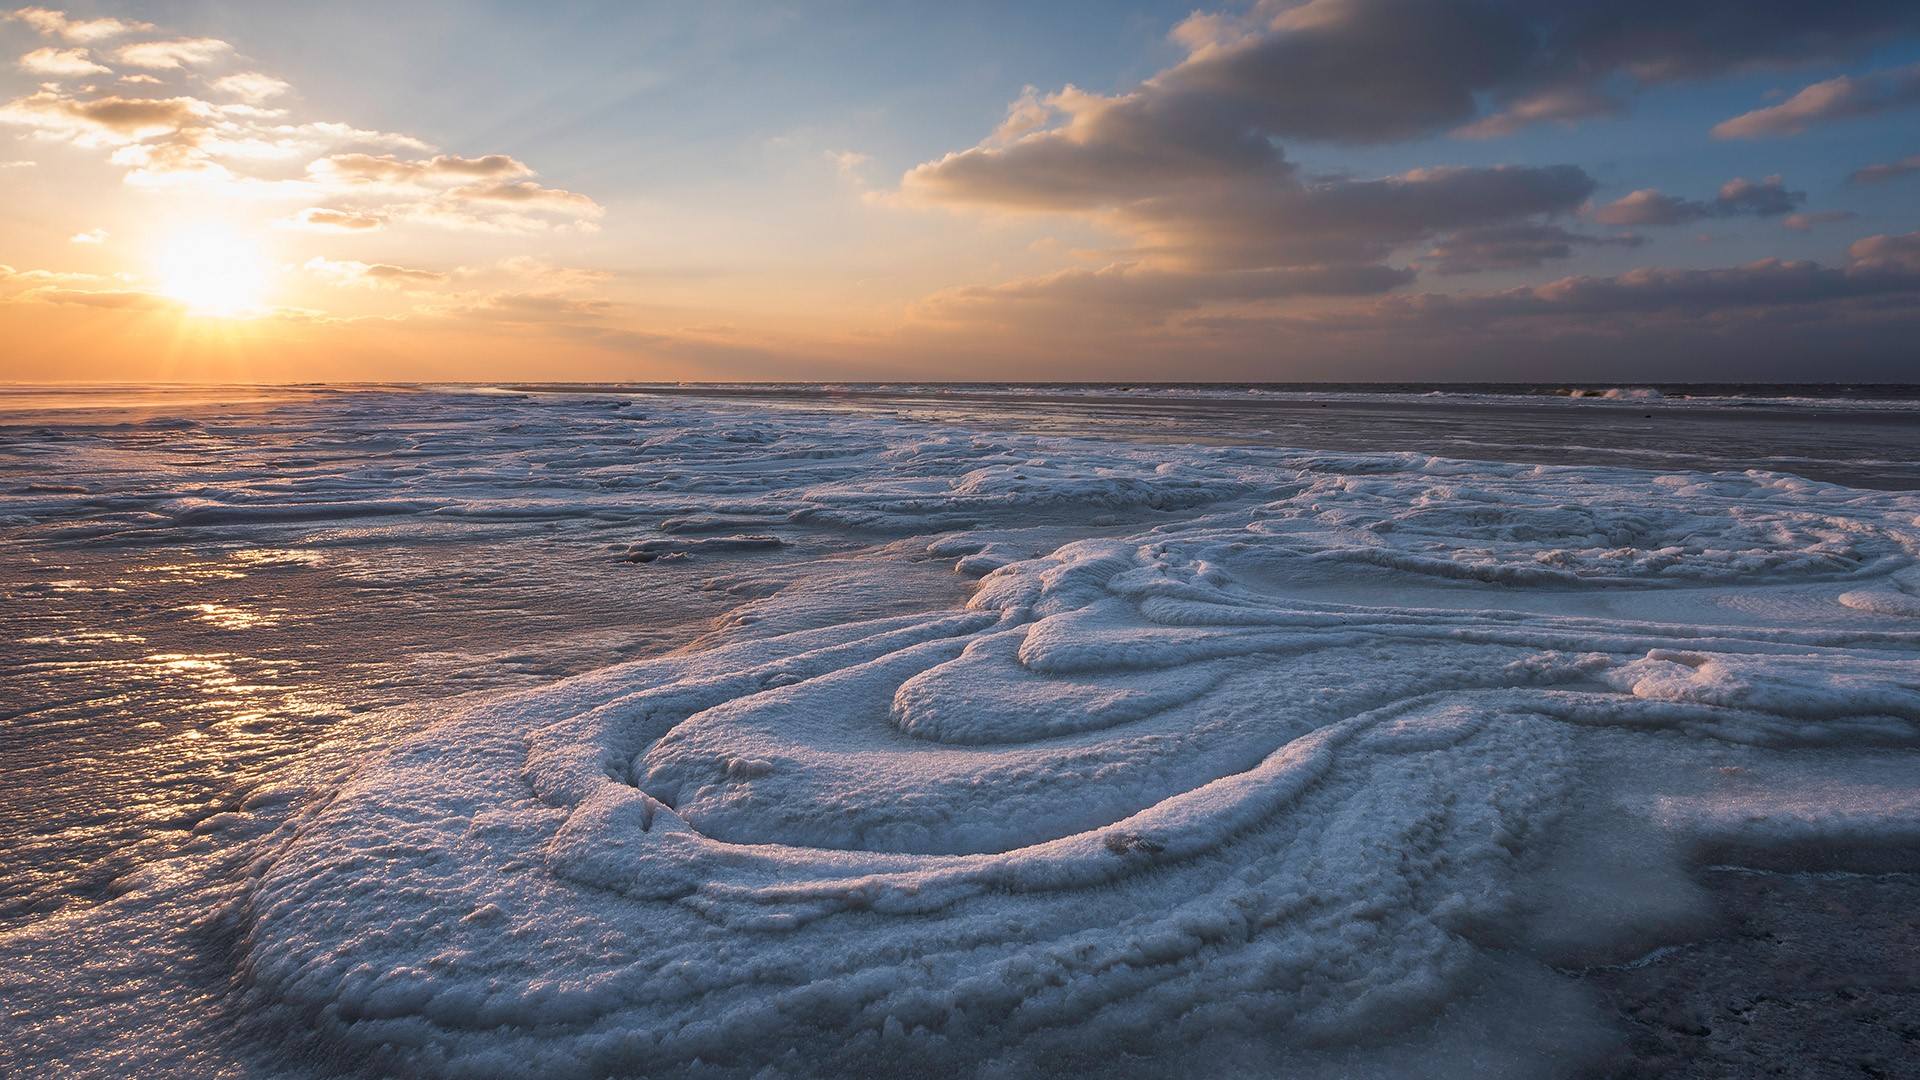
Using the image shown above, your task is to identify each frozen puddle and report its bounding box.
[4,391,1918,1077]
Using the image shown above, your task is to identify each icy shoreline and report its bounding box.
[3,390,1917,1077]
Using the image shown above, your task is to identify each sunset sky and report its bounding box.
[2,1,1918,383]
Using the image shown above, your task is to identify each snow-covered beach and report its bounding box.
[3,385,1917,1077]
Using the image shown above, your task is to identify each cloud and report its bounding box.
[278,207,384,232]
[7,7,150,42]
[1421,223,1642,275]
[893,1,1919,329]
[954,0,1920,160]
[464,291,617,320]
[113,38,233,71]
[1330,239,1920,327]
[1713,175,1806,216]
[18,45,107,76]
[1781,211,1859,231]
[307,152,533,185]
[1848,231,1920,271]
[26,286,182,310]
[1144,165,1597,269]
[908,109,1595,262]
[0,262,100,287]
[827,149,870,183]
[0,90,206,143]
[920,261,1414,325]
[1713,64,1920,138]
[1147,0,1918,145]
[300,157,604,231]
[1159,246,1920,381]
[455,179,602,215]
[211,72,291,104]
[68,227,105,244]
[304,255,446,288]
[1850,153,1920,184]
[464,256,613,290]
[1589,190,1701,226]
[0,79,597,233]
[1455,86,1623,139]
[906,156,1595,320]
[990,88,1052,144]
[1591,176,1804,225]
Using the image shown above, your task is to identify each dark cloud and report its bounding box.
[1421,223,1642,275]
[1139,235,1920,381]
[898,0,1911,326]
[1299,236,1920,331]
[1161,0,1536,143]
[1156,0,1919,146]
[1525,0,1920,82]
[1124,165,1597,270]
[1427,258,1920,318]
[1713,64,1920,138]
[1713,175,1804,216]
[907,164,1591,322]
[914,0,1920,176]
[1590,176,1803,226]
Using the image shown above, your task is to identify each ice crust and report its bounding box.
[6,390,1918,1077]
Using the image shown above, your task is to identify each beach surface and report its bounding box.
[2,384,1916,1078]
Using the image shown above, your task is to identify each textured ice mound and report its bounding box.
[229,406,1920,1077]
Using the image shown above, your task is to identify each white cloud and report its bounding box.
[68,227,106,243]
[114,37,232,70]
[8,7,151,42]
[304,255,446,288]
[18,45,107,76]
[211,71,291,104]
[827,149,870,183]
[0,13,602,247]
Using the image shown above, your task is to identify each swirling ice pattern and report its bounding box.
[223,398,1920,1078]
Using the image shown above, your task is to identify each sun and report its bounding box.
[154,224,273,317]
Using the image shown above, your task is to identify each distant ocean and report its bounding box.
[499,380,1920,408]
[495,380,1920,489]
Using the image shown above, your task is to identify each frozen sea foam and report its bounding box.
[209,397,1920,1077]
[3,389,1915,1077]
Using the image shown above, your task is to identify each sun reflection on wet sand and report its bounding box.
[178,602,287,631]
[0,519,733,931]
